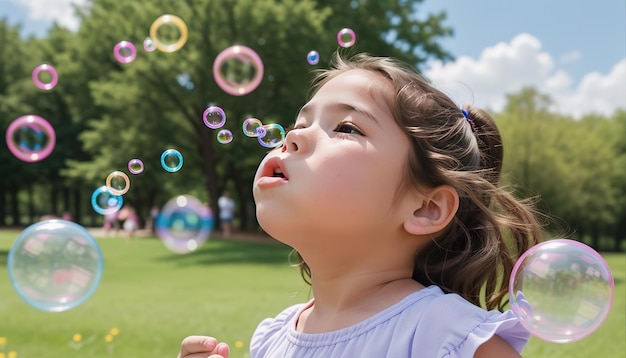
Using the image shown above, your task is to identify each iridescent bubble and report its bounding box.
[149,14,188,53]
[242,117,263,137]
[306,50,320,65]
[217,129,233,144]
[105,171,130,196]
[91,186,123,215]
[337,28,356,48]
[113,41,136,64]
[161,149,183,172]
[5,115,56,162]
[509,239,614,343]
[143,37,157,52]
[213,45,264,96]
[258,123,285,148]
[156,195,214,254]
[32,64,58,90]
[203,106,226,129]
[7,220,104,312]
[128,159,144,174]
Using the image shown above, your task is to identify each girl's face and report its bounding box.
[253,69,413,248]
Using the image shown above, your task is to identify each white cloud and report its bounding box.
[11,0,87,31]
[425,33,625,118]
[559,50,582,65]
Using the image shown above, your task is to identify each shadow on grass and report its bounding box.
[153,239,294,266]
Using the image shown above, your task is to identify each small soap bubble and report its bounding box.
[5,115,56,162]
[149,14,188,53]
[161,149,183,172]
[156,195,214,254]
[337,28,356,48]
[213,45,264,96]
[257,123,285,148]
[509,239,614,343]
[113,41,136,64]
[127,159,144,174]
[217,129,233,144]
[143,37,157,52]
[105,171,130,196]
[32,64,58,90]
[91,186,123,215]
[203,106,226,129]
[242,118,263,137]
[7,219,104,312]
[306,50,320,65]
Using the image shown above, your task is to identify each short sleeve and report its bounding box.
[416,292,530,358]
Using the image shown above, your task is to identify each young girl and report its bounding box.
[177,53,542,358]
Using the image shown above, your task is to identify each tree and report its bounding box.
[60,0,454,229]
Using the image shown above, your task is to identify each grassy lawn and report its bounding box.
[0,230,624,357]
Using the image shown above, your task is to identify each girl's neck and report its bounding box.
[295,266,424,333]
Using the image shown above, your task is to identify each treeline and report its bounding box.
[0,0,623,251]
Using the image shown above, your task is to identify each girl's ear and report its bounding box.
[403,185,459,236]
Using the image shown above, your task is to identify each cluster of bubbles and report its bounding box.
[202,106,286,147]
[3,16,615,346]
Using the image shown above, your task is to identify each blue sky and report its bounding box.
[0,0,624,117]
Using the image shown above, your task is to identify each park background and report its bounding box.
[0,0,624,357]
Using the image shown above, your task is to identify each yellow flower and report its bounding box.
[72,334,82,343]
[7,352,16,358]
[0,337,6,345]
[235,340,244,349]
[110,327,120,336]
[105,334,114,343]
[0,353,5,358]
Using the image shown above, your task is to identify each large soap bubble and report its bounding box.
[213,45,264,96]
[156,195,214,254]
[7,220,104,312]
[509,239,614,343]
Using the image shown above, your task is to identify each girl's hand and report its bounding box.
[176,336,230,358]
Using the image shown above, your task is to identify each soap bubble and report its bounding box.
[91,186,123,215]
[156,195,214,254]
[128,159,144,174]
[242,117,263,137]
[217,129,233,144]
[143,37,157,52]
[306,50,320,65]
[149,14,188,53]
[32,64,58,90]
[160,149,183,172]
[105,171,130,196]
[113,41,136,63]
[509,239,614,343]
[213,45,264,96]
[337,28,356,47]
[7,219,104,312]
[258,123,285,148]
[5,115,56,162]
[203,106,226,129]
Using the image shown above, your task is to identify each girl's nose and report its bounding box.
[283,129,303,153]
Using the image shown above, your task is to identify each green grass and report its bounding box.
[0,230,623,357]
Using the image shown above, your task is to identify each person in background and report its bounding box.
[217,191,236,238]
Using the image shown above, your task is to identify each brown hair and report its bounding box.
[294,53,543,311]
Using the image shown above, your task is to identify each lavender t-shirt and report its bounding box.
[250,285,529,358]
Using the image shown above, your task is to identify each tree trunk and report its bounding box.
[0,182,6,226]
[198,122,220,228]
[73,187,82,225]
[27,183,35,223]
[10,185,21,226]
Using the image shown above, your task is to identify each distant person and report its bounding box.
[149,205,160,234]
[217,191,235,238]
[120,205,139,239]
[103,210,120,237]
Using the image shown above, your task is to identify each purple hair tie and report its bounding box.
[461,108,476,131]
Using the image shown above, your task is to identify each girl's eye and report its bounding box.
[335,122,363,135]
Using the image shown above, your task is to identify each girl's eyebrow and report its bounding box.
[298,103,381,128]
